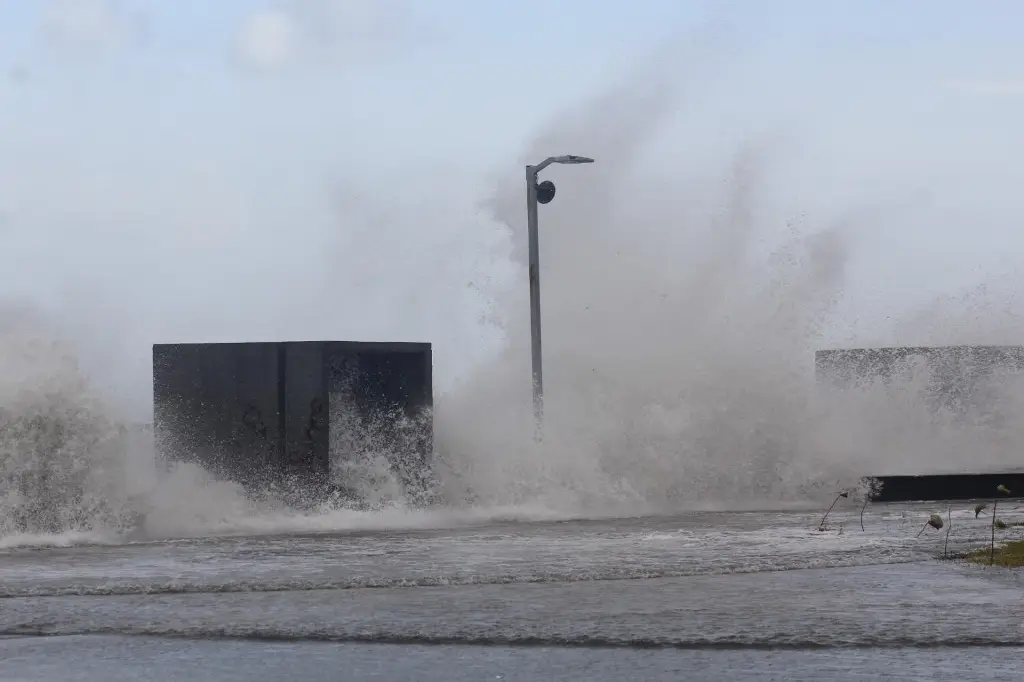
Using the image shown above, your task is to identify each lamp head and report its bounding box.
[551,155,594,165]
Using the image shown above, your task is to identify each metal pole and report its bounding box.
[523,155,591,439]
[526,165,544,434]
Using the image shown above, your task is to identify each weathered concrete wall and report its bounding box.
[816,345,1024,385]
[823,346,1024,382]
[815,345,1024,415]
[153,341,432,499]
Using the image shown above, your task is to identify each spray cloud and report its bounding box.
[3,10,1024,540]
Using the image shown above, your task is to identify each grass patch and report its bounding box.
[964,540,1024,567]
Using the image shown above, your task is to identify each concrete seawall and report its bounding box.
[871,472,1024,503]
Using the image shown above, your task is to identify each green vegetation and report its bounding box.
[965,540,1024,568]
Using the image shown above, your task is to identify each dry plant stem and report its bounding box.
[990,485,1013,565]
[991,498,998,566]
[819,492,847,530]
[860,496,868,532]
[943,506,951,558]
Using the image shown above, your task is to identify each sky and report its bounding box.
[2,0,1024,421]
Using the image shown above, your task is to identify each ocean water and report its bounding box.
[3,503,1023,681]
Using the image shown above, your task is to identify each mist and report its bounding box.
[4,2,1024,539]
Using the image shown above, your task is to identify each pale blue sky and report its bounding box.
[2,1,1024,418]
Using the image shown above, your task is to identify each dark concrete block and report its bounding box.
[153,341,433,504]
[871,472,1024,503]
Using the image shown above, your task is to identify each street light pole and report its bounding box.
[524,155,594,436]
